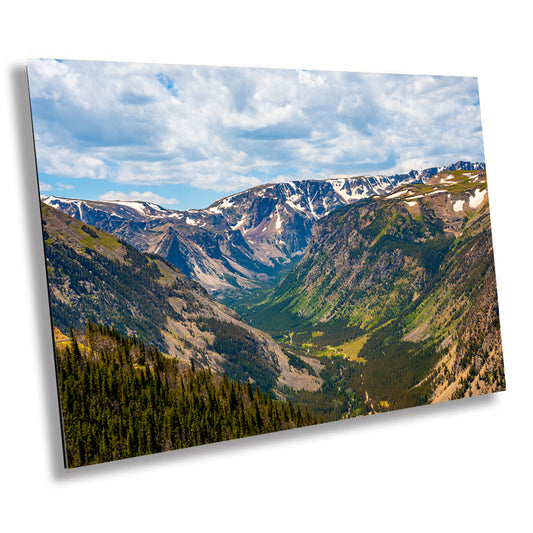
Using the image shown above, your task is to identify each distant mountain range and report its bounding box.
[43,161,485,298]
[42,175,419,297]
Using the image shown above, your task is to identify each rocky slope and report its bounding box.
[41,203,321,394]
[43,164,483,297]
[247,167,504,408]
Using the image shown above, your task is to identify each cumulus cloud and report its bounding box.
[39,181,53,192]
[28,60,484,194]
[98,190,179,207]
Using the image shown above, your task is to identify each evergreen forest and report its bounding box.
[57,321,318,467]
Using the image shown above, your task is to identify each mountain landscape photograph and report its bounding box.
[27,59,505,467]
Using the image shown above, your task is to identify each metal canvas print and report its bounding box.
[27,60,505,468]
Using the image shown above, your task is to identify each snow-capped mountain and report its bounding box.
[42,162,485,296]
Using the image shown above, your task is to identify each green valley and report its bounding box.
[244,169,505,412]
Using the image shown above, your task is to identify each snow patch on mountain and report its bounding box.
[110,201,151,214]
[329,179,349,201]
[44,196,79,207]
[286,198,305,212]
[440,174,456,185]
[275,210,283,230]
[219,198,234,210]
[387,189,409,199]
[306,195,319,219]
[147,202,166,212]
[453,200,465,212]
[231,215,246,231]
[469,189,487,209]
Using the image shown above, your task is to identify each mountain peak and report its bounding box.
[43,161,485,296]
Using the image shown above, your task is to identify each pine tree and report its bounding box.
[56,322,319,467]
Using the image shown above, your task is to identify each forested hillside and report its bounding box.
[247,169,505,409]
[58,322,318,467]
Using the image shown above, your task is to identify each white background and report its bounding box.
[1,2,531,531]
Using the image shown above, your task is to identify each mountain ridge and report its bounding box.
[42,161,485,296]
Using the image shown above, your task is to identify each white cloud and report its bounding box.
[98,190,179,207]
[34,135,108,180]
[38,181,74,193]
[39,181,53,191]
[27,60,485,193]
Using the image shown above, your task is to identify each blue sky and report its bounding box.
[28,60,484,210]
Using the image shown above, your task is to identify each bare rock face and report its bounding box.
[42,169,424,297]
